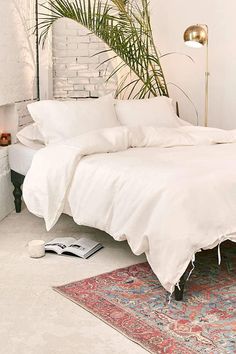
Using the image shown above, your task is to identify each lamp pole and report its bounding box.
[204,25,209,127]
[35,0,40,101]
[184,24,209,127]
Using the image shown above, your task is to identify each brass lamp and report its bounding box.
[183,25,209,127]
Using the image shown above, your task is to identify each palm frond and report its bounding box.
[38,0,169,98]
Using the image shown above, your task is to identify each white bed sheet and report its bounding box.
[8,143,42,176]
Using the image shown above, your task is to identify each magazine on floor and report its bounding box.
[45,237,103,259]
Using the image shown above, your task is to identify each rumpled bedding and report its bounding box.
[23,125,236,292]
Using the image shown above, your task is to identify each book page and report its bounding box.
[64,238,101,258]
[45,237,77,255]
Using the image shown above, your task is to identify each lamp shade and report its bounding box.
[184,25,208,48]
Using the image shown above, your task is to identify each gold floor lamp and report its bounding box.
[183,25,209,127]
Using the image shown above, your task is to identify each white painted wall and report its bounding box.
[0,1,37,133]
[0,105,18,143]
[0,0,37,106]
[0,1,36,221]
[151,0,236,129]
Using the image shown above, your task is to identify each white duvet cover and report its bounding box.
[23,126,236,293]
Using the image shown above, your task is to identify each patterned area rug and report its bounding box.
[54,242,236,354]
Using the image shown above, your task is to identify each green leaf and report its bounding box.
[38,0,169,99]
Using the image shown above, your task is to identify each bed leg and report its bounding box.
[174,276,186,301]
[11,170,25,213]
[174,265,190,301]
[13,183,22,213]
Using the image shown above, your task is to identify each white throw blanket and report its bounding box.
[23,126,236,292]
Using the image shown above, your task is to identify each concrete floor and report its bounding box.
[0,207,147,354]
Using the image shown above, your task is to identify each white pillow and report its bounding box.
[115,96,181,128]
[27,95,120,145]
[17,123,45,149]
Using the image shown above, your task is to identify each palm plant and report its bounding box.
[38,0,169,99]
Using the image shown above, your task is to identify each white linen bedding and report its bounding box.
[8,143,42,176]
[23,125,236,293]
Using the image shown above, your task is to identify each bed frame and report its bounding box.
[10,168,186,302]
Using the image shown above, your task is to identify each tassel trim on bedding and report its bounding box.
[168,237,226,304]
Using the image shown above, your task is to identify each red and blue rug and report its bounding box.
[54,242,236,353]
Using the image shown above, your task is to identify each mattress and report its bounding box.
[8,143,42,176]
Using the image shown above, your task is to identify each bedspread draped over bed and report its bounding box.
[23,126,236,293]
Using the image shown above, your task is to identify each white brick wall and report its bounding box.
[16,100,35,128]
[15,18,119,131]
[17,18,118,129]
[52,19,117,99]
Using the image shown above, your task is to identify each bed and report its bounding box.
[10,96,236,302]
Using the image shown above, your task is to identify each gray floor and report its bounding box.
[0,207,148,354]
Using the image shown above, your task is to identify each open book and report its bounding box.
[45,237,103,259]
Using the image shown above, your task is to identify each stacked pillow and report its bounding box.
[17,95,191,148]
[27,94,120,145]
[115,96,186,128]
[17,123,45,149]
